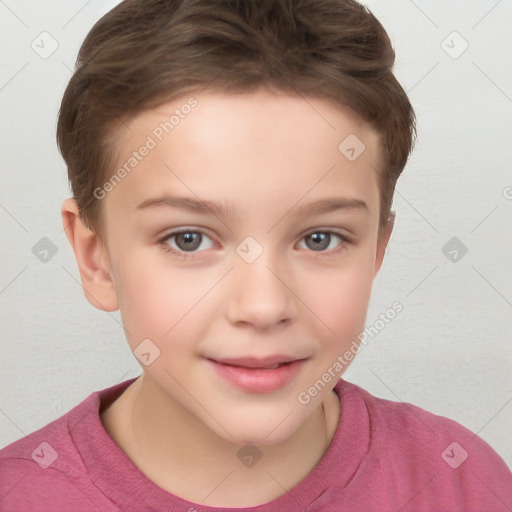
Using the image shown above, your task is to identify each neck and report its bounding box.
[101,374,340,507]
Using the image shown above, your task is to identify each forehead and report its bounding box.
[103,88,382,225]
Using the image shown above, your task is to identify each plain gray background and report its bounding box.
[1,0,511,470]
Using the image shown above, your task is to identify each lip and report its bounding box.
[212,355,301,368]
[205,356,308,393]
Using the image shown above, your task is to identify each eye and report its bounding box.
[159,229,215,258]
[297,230,349,254]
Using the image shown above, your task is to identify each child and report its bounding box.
[1,0,511,510]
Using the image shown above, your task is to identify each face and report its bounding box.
[98,87,388,445]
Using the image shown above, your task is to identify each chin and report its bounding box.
[211,415,302,448]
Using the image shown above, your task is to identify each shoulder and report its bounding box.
[338,378,508,461]
[0,409,89,510]
[0,382,126,512]
[335,379,512,511]
[0,401,84,475]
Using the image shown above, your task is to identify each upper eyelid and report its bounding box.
[159,228,217,246]
[160,226,349,238]
[301,227,350,238]
[159,227,350,249]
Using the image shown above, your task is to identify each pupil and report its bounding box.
[178,233,200,251]
[309,232,329,251]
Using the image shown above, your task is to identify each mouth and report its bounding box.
[210,355,303,369]
[205,355,308,393]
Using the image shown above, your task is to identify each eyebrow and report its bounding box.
[136,195,369,219]
[295,197,369,216]
[137,196,236,219]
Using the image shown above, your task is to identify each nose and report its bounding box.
[225,251,296,330]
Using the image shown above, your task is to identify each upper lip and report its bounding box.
[208,355,306,368]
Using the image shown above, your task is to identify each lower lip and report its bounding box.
[206,358,306,393]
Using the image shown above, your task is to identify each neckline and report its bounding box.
[69,377,371,510]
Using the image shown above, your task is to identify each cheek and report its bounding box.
[306,253,375,350]
[112,253,211,346]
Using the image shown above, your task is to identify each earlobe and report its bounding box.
[374,212,395,277]
[61,198,119,312]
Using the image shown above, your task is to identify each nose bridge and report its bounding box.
[227,238,294,327]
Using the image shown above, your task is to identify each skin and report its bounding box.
[62,86,393,507]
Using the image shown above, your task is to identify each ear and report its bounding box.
[61,198,119,312]
[374,212,395,277]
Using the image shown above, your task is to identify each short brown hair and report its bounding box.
[57,0,416,238]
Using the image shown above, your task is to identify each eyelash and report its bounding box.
[157,228,351,260]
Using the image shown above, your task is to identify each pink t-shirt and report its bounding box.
[1,377,511,511]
